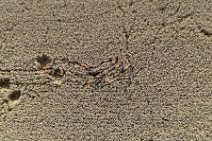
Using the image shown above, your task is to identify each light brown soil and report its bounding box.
[1,0,212,140]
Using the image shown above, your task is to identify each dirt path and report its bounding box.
[1,0,212,140]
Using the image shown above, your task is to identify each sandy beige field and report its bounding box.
[1,0,212,140]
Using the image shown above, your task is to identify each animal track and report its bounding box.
[0,78,22,114]
[34,54,66,78]
[0,88,22,112]
[0,78,10,88]
[48,66,65,78]
[34,53,53,70]
[0,54,133,109]
[7,90,21,101]
[34,54,66,86]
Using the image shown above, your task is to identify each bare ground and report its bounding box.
[1,0,212,140]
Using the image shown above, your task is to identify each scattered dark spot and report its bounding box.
[63,2,67,8]
[66,42,70,46]
[62,57,69,63]
[178,13,193,22]
[57,19,62,22]
[2,99,8,103]
[158,6,165,12]
[8,90,21,101]
[48,67,65,77]
[123,27,130,39]
[120,62,126,73]
[0,78,10,88]
[200,29,212,36]
[7,108,12,111]
[132,10,137,13]
[45,26,49,34]
[35,53,52,66]
[125,33,130,39]
[129,1,133,6]
[112,56,118,65]
[161,22,165,27]
[87,68,104,77]
[161,117,169,121]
